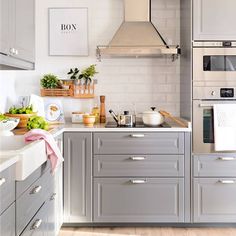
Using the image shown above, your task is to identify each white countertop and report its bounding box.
[51,118,192,137]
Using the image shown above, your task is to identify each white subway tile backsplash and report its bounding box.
[0,0,180,117]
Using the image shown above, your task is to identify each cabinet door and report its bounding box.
[193,0,236,40]
[64,132,92,223]
[194,178,236,222]
[0,0,10,55]
[0,203,15,236]
[94,178,184,223]
[11,0,35,62]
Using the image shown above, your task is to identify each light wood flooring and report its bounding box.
[59,227,236,236]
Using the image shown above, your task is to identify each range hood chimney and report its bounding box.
[97,0,180,60]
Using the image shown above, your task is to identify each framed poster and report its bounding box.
[49,8,88,56]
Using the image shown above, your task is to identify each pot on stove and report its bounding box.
[109,110,136,127]
[142,107,164,127]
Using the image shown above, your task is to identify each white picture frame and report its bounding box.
[49,8,88,56]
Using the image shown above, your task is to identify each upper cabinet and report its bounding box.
[0,0,35,70]
[193,0,236,41]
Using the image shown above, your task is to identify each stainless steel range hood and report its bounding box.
[97,0,180,60]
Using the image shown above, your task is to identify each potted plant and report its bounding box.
[79,64,98,86]
[40,74,63,89]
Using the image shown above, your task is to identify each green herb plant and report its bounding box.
[40,74,62,89]
[67,68,80,80]
[79,64,98,85]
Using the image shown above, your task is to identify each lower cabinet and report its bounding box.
[0,203,15,236]
[194,178,236,222]
[63,132,92,223]
[94,178,184,222]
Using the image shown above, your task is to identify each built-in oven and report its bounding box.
[193,87,236,154]
[193,42,236,82]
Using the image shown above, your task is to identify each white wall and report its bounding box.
[0,0,180,117]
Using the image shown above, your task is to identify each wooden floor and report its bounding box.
[59,227,236,236]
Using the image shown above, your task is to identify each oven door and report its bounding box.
[193,100,236,154]
[193,48,236,82]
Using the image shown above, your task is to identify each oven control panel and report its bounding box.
[220,88,234,97]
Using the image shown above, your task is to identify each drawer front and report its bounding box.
[194,178,236,222]
[194,154,236,177]
[0,203,15,236]
[94,155,184,177]
[94,132,184,155]
[16,168,52,236]
[20,202,48,236]
[16,160,50,198]
[94,178,184,222]
[0,165,15,215]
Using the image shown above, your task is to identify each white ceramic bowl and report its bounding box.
[0,118,20,136]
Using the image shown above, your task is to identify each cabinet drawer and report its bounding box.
[20,201,48,236]
[0,203,15,236]
[94,178,184,222]
[194,178,236,222]
[94,133,184,155]
[16,160,50,198]
[94,155,184,177]
[0,165,15,215]
[16,168,52,236]
[194,154,236,177]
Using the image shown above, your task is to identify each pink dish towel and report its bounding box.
[24,129,64,173]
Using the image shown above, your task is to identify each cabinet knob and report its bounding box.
[30,185,42,194]
[211,91,216,96]
[50,193,56,200]
[15,49,19,55]
[31,219,42,230]
[0,178,6,186]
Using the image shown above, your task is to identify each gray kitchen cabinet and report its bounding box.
[0,0,35,69]
[194,154,236,177]
[64,132,92,223]
[193,0,236,40]
[0,164,15,215]
[16,168,51,236]
[0,203,15,236]
[94,132,184,155]
[194,178,236,222]
[94,155,184,177]
[94,178,184,223]
[0,164,15,236]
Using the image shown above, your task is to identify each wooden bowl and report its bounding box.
[4,113,37,128]
[83,114,96,127]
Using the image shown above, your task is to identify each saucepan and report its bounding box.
[141,107,165,126]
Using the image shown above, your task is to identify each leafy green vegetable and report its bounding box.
[0,114,9,121]
[40,74,61,89]
[8,105,34,114]
[27,116,49,130]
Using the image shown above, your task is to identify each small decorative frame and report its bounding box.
[49,8,88,56]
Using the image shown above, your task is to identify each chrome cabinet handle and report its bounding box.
[0,178,6,186]
[50,193,56,200]
[199,104,214,108]
[30,186,42,194]
[218,157,236,161]
[130,179,147,184]
[31,219,42,230]
[130,134,145,138]
[218,180,235,184]
[130,156,146,161]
